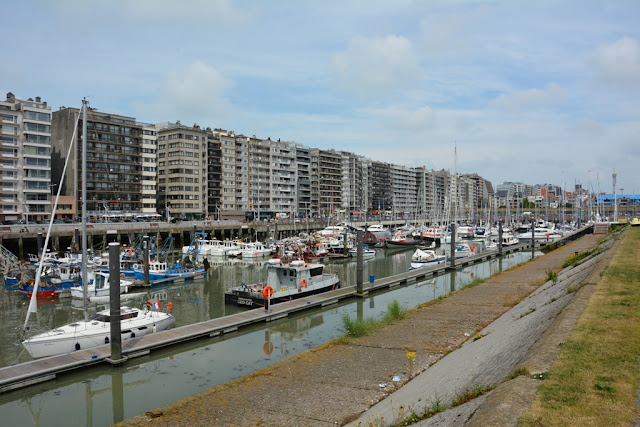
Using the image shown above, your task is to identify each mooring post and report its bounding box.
[356,229,366,296]
[74,228,80,252]
[498,220,503,256]
[449,223,456,269]
[343,230,348,256]
[37,232,43,257]
[143,236,150,285]
[108,241,123,363]
[531,220,535,254]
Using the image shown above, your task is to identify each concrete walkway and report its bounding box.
[118,234,608,427]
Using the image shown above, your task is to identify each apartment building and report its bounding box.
[234,134,249,213]
[369,161,391,214]
[269,139,296,215]
[248,136,271,219]
[340,151,369,218]
[140,123,158,214]
[390,163,417,219]
[0,93,52,222]
[317,149,342,216]
[295,144,312,218]
[217,130,237,217]
[52,106,143,217]
[206,128,222,219]
[156,122,207,220]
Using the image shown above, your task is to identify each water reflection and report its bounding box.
[0,249,539,426]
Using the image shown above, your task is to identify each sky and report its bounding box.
[3,0,640,194]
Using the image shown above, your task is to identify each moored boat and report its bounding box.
[21,306,175,359]
[224,261,340,308]
[410,248,446,270]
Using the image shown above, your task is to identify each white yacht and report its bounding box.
[22,306,174,359]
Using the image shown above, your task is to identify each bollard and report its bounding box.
[369,275,375,284]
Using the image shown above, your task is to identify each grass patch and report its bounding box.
[546,269,558,283]
[521,227,640,426]
[519,305,537,318]
[464,277,487,288]
[509,367,530,379]
[341,300,407,339]
[451,383,495,407]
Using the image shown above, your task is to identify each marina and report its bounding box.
[0,246,541,426]
[0,226,594,426]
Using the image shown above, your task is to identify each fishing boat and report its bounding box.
[69,271,132,299]
[500,235,520,247]
[384,231,420,248]
[224,261,340,308]
[421,226,444,243]
[410,248,446,270]
[21,305,174,359]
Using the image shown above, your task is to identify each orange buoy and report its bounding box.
[262,285,273,299]
[167,302,173,311]
[300,278,308,288]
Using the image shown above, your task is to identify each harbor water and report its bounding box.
[0,247,538,426]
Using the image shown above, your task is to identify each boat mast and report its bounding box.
[81,99,89,321]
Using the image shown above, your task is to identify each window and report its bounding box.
[2,125,17,135]
[1,114,17,123]
[24,111,50,122]
[24,122,50,133]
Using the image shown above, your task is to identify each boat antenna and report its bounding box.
[23,105,82,334]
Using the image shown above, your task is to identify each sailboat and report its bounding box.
[21,99,174,359]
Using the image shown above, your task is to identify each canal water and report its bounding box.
[0,247,538,426]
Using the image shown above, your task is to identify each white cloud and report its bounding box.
[134,61,234,124]
[490,83,565,113]
[367,106,436,131]
[332,35,419,96]
[592,36,640,89]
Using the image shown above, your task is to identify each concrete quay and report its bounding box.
[115,230,609,426]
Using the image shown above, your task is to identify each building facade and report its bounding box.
[1,93,52,222]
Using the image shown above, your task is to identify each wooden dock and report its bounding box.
[2,232,591,394]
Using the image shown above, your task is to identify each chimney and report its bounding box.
[35,96,41,102]
[6,92,15,102]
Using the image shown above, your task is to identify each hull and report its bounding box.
[133,268,205,281]
[384,240,420,248]
[410,258,445,270]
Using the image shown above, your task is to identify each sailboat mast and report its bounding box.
[82,99,89,321]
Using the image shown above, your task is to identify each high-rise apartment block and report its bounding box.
[0,93,52,222]
[156,122,207,219]
[51,107,144,218]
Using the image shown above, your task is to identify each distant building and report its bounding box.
[1,93,52,222]
[156,121,207,220]
[52,106,144,217]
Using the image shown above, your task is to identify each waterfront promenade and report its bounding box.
[118,230,622,426]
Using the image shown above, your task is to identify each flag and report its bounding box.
[154,300,160,310]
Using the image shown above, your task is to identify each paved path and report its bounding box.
[118,234,606,427]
